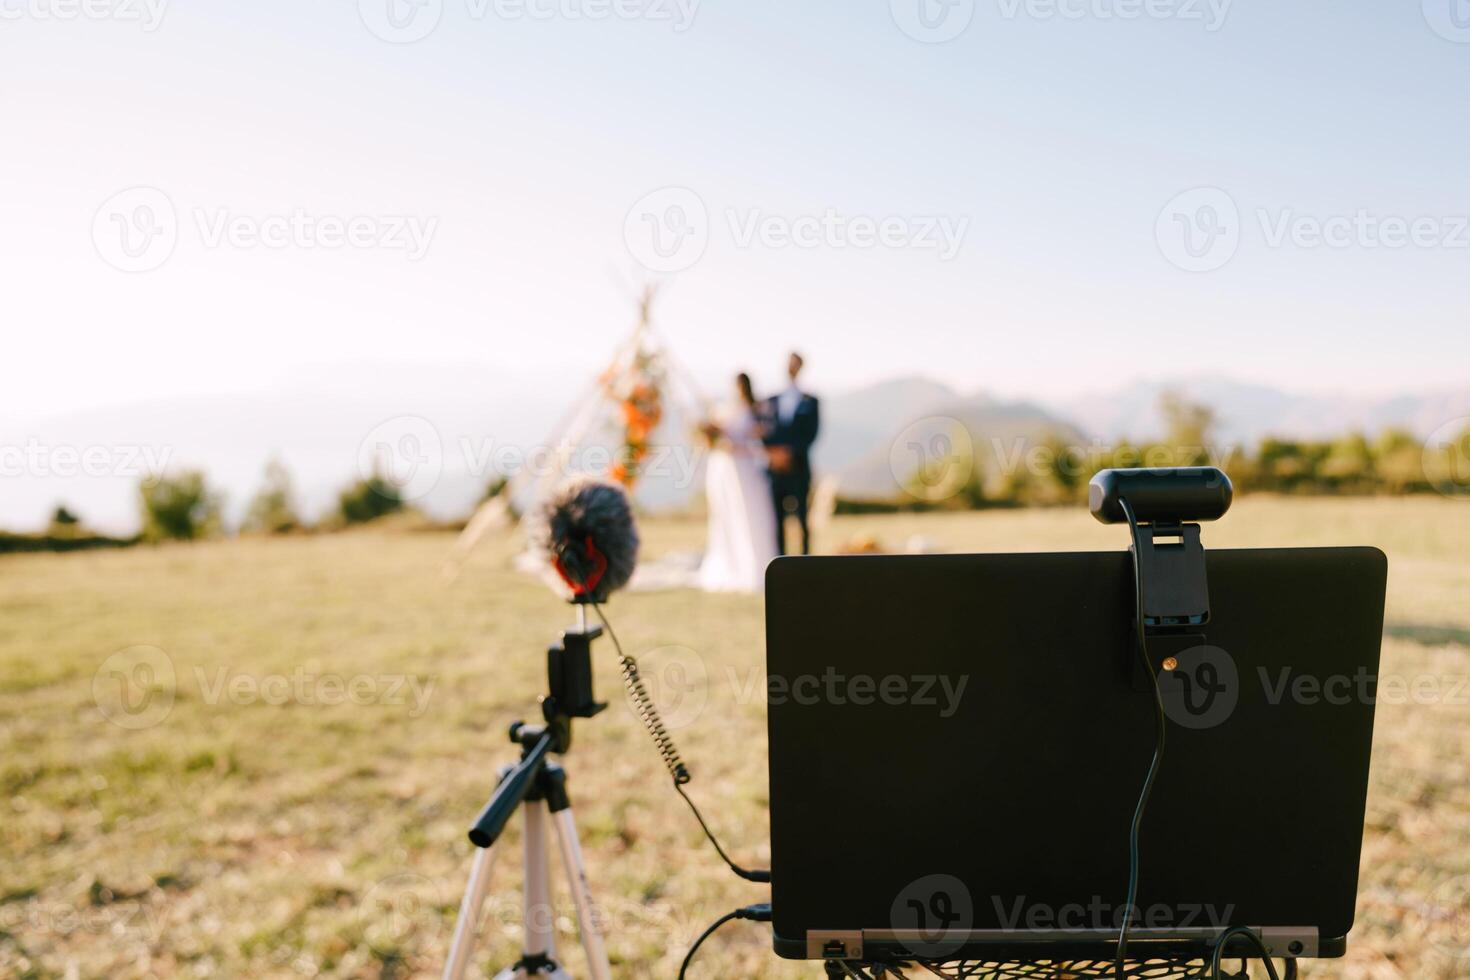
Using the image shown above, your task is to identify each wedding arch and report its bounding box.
[444,284,709,580]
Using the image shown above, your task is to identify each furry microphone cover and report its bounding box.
[530,477,640,602]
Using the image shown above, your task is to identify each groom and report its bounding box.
[762,352,820,556]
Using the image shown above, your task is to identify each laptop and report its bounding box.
[765,546,1387,963]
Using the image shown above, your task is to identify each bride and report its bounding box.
[699,373,778,593]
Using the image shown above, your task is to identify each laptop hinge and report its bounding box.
[807,930,863,960]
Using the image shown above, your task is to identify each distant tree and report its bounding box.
[1320,432,1374,490]
[1032,434,1091,505]
[1159,391,1217,466]
[139,470,223,541]
[1373,429,1426,494]
[48,505,81,538]
[243,458,302,534]
[337,468,403,525]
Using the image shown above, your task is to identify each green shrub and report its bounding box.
[337,470,403,525]
[139,470,223,542]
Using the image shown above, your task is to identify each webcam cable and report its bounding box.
[1114,497,1167,978]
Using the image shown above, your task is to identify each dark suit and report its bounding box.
[761,391,820,556]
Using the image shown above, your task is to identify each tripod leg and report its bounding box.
[521,800,558,964]
[443,845,501,980]
[550,806,612,980]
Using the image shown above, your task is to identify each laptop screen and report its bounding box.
[764,547,1386,961]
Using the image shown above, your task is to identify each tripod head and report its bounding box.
[466,601,608,849]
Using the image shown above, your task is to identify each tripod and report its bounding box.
[443,607,613,980]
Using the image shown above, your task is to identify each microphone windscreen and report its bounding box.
[530,478,640,601]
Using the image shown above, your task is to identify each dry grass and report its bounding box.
[1,497,1467,978]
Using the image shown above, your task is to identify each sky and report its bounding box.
[2,1,1468,422]
[1,2,1469,529]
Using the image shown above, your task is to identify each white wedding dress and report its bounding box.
[699,402,778,593]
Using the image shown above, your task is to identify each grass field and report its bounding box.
[2,498,1468,979]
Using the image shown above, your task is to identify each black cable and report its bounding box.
[1209,926,1284,980]
[590,601,772,884]
[677,903,772,980]
[1114,497,1167,979]
[675,782,772,883]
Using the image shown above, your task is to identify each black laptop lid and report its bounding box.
[765,547,1387,958]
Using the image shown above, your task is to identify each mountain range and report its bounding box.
[4,366,1466,534]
